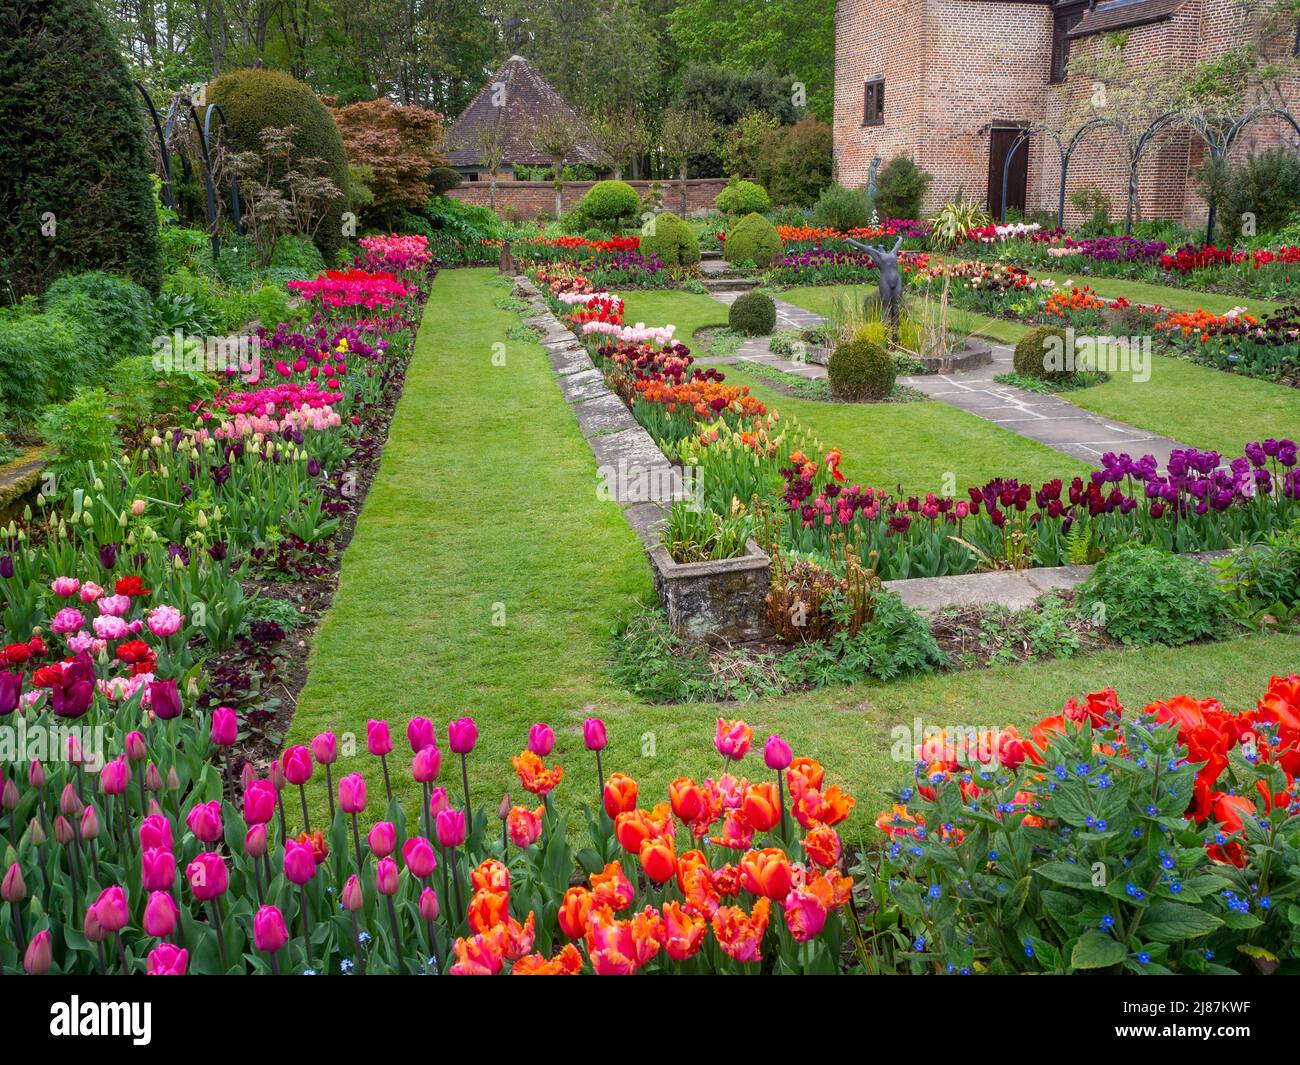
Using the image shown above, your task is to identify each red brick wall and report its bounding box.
[834,0,1300,227]
[445,177,732,220]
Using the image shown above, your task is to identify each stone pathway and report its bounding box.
[698,287,1191,467]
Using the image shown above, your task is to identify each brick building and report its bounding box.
[834,0,1300,228]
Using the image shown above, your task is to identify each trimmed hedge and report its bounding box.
[723,212,781,269]
[828,336,895,401]
[728,292,777,336]
[581,180,640,225]
[1013,324,1070,383]
[641,210,699,267]
[0,0,162,297]
[716,180,771,216]
[207,69,350,262]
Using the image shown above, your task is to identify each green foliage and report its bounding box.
[106,355,217,436]
[1013,325,1071,382]
[0,312,105,423]
[641,210,700,267]
[928,196,993,249]
[38,388,120,475]
[715,180,771,216]
[728,291,777,336]
[44,271,155,359]
[269,235,327,274]
[874,156,932,220]
[1222,522,1300,622]
[580,180,640,225]
[783,591,946,685]
[662,500,753,562]
[0,0,162,297]
[429,166,462,195]
[811,185,873,231]
[722,212,781,268]
[1068,185,1112,235]
[1216,148,1300,240]
[828,336,896,401]
[762,118,834,207]
[207,68,350,261]
[1078,545,1234,647]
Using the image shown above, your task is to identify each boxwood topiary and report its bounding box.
[0,0,163,297]
[728,292,777,336]
[1013,324,1070,382]
[428,166,462,196]
[206,68,350,262]
[641,210,699,267]
[828,336,896,401]
[581,180,640,226]
[716,180,771,216]
[723,212,782,269]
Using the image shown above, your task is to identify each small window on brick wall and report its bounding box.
[1050,3,1086,83]
[863,78,884,127]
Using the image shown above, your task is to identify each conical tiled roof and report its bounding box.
[444,55,609,169]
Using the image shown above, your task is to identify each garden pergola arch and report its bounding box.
[997,117,1126,231]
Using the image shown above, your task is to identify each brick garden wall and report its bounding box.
[445,177,732,219]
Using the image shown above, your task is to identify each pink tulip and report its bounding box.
[142,891,179,938]
[341,874,364,912]
[412,744,441,783]
[54,816,73,845]
[407,717,435,752]
[764,734,793,771]
[428,785,450,819]
[211,707,238,747]
[283,839,317,885]
[146,943,189,975]
[368,821,396,859]
[367,719,393,756]
[2,778,18,811]
[141,847,177,892]
[27,759,45,788]
[59,782,82,817]
[435,808,466,848]
[1,862,26,902]
[79,806,100,841]
[311,731,337,764]
[419,886,440,923]
[528,722,555,757]
[125,731,147,761]
[281,745,313,786]
[147,605,183,637]
[448,717,477,755]
[338,773,367,814]
[583,717,607,751]
[253,904,290,952]
[244,823,268,859]
[51,576,80,597]
[185,800,224,844]
[402,835,437,878]
[24,930,52,974]
[90,885,130,933]
[139,814,173,851]
[186,852,229,901]
[714,718,752,761]
[100,757,130,796]
[375,856,400,896]
[84,904,107,943]
[243,779,277,825]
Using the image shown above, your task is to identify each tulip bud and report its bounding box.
[244,823,268,859]
[126,731,147,762]
[145,763,163,792]
[28,817,45,845]
[54,815,74,845]
[498,792,511,820]
[167,767,182,792]
[2,778,18,811]
[341,874,364,912]
[419,886,440,923]
[80,806,100,841]
[24,930,53,975]
[27,760,45,788]
[1,862,26,903]
[375,856,399,896]
[240,761,257,792]
[59,783,83,818]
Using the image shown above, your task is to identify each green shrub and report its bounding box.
[38,387,120,476]
[728,292,777,336]
[206,68,350,262]
[44,271,155,360]
[641,210,700,267]
[0,312,106,423]
[223,283,292,330]
[811,185,874,231]
[580,180,640,226]
[874,156,932,219]
[108,355,216,436]
[1013,325,1070,382]
[0,0,162,297]
[1078,545,1234,647]
[429,166,461,196]
[1222,522,1300,619]
[794,591,946,683]
[269,235,326,275]
[1217,148,1300,241]
[827,336,896,401]
[716,180,771,216]
[761,117,833,208]
[723,212,781,268]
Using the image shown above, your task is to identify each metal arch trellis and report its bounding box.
[135,82,243,261]
[998,117,1127,231]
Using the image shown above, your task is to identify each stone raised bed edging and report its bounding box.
[806,336,992,374]
[513,275,774,644]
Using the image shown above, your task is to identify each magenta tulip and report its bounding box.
[375,856,400,896]
[338,773,367,814]
[281,745,313,786]
[138,813,173,851]
[211,707,238,747]
[407,716,435,753]
[1,862,26,903]
[528,722,555,757]
[283,839,317,885]
[79,806,100,841]
[148,679,183,720]
[244,823,268,859]
[146,944,189,975]
[100,757,130,796]
[428,786,450,818]
[125,731,147,762]
[435,808,466,848]
[412,744,441,783]
[341,874,364,912]
[185,852,229,901]
[583,717,607,751]
[142,891,179,938]
[185,800,224,844]
[243,779,277,826]
[764,734,793,771]
[141,847,177,892]
[368,821,397,859]
[367,719,393,756]
[419,886,440,923]
[253,904,290,952]
[447,717,478,755]
[311,731,337,764]
[402,835,437,878]
[90,885,130,933]
[24,930,52,974]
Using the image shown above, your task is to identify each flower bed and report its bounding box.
[870,675,1300,974]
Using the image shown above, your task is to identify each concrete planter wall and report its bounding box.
[649,538,772,644]
[807,336,992,374]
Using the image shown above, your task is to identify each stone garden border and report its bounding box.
[806,335,992,374]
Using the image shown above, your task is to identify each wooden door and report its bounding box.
[988,126,1028,220]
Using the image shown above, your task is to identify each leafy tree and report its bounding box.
[761,117,833,207]
[590,104,655,179]
[659,107,718,214]
[679,65,802,126]
[532,113,586,217]
[328,98,446,222]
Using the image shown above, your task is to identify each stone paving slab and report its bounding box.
[885,565,1094,612]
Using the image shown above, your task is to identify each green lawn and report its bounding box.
[288,269,1300,846]
[619,289,730,345]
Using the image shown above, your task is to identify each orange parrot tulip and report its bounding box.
[738,847,794,900]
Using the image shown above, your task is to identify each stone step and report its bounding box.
[703,277,757,293]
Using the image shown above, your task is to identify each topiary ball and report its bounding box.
[429,166,462,196]
[207,68,350,262]
[640,210,700,268]
[1013,324,1071,382]
[728,292,777,336]
[716,180,771,216]
[581,180,640,226]
[828,336,896,401]
[723,212,782,269]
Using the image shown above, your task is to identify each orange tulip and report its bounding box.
[506,804,544,848]
[682,865,721,919]
[709,807,754,850]
[639,835,677,884]
[711,898,770,963]
[742,782,780,833]
[793,784,854,829]
[511,943,583,975]
[712,863,741,897]
[512,750,564,796]
[802,823,842,867]
[590,861,635,911]
[662,900,706,961]
[504,911,536,961]
[584,904,662,975]
[471,858,510,896]
[614,803,673,854]
[786,757,824,797]
[676,848,710,894]
[738,847,793,900]
[448,925,507,975]
[557,886,594,939]
[669,777,705,823]
[602,772,638,818]
[468,888,509,934]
